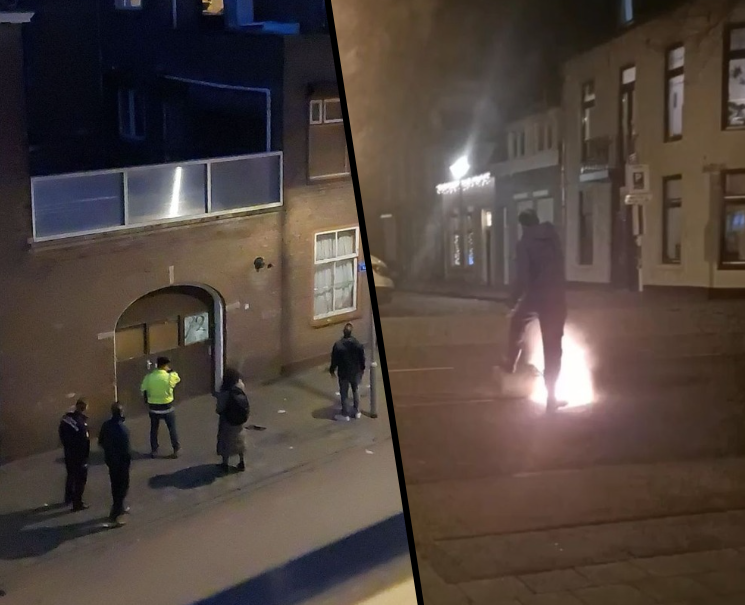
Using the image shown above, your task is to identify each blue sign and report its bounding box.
[358,261,367,273]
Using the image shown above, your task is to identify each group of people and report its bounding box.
[59,322,366,527]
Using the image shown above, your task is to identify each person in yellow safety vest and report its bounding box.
[141,356,182,458]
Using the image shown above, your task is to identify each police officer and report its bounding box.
[59,398,91,511]
[141,356,181,458]
[98,403,132,527]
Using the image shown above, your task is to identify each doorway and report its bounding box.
[114,285,224,409]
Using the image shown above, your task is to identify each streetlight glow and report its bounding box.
[449,155,470,181]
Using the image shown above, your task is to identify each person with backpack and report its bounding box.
[215,368,250,473]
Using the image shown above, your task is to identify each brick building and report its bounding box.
[0,2,367,461]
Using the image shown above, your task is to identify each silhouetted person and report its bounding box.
[98,403,132,527]
[215,368,250,473]
[59,398,91,512]
[502,209,567,412]
[141,356,181,458]
[329,323,366,421]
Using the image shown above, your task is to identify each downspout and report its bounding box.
[163,76,272,152]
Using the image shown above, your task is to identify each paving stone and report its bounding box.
[519,569,592,594]
[519,593,584,605]
[633,575,713,602]
[460,576,533,603]
[694,569,745,595]
[576,561,648,585]
[574,584,655,605]
[633,550,745,577]
[418,558,471,605]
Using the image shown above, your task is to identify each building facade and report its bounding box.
[0,3,367,461]
[563,0,745,292]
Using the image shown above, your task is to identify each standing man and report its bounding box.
[501,209,567,412]
[98,403,132,527]
[141,356,181,458]
[329,323,366,421]
[59,398,91,511]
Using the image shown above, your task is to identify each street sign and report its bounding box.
[625,164,650,194]
[358,261,366,273]
[624,193,652,206]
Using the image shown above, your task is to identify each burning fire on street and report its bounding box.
[527,326,595,409]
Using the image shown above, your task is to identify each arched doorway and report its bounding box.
[114,285,225,410]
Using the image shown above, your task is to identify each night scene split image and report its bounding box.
[0,0,415,603]
[5,0,745,604]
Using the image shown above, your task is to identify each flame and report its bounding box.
[528,328,595,408]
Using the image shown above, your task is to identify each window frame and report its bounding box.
[578,190,594,266]
[723,24,745,131]
[114,0,143,11]
[720,169,745,268]
[118,88,146,142]
[312,226,360,321]
[662,175,683,265]
[308,96,350,181]
[619,64,637,161]
[580,80,596,163]
[664,44,685,142]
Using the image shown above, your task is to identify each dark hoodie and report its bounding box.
[511,222,566,308]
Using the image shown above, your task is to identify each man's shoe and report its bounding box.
[150,451,158,459]
[355,411,362,420]
[71,503,90,512]
[546,397,568,413]
[334,414,351,422]
[236,461,246,472]
[170,449,180,459]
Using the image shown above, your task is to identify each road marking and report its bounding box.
[388,367,455,374]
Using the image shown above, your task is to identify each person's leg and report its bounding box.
[108,464,122,521]
[351,374,361,417]
[237,452,245,471]
[122,461,131,513]
[338,378,350,418]
[64,457,74,505]
[149,413,160,454]
[539,304,566,410]
[164,411,180,453]
[73,462,89,508]
[504,304,535,373]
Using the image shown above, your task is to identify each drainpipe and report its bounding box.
[163,76,272,152]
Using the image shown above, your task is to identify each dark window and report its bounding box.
[721,171,745,265]
[619,66,636,161]
[147,319,180,354]
[537,123,545,152]
[725,26,745,128]
[581,81,595,162]
[578,191,593,265]
[118,88,146,141]
[665,46,685,140]
[308,97,349,180]
[115,0,142,9]
[546,122,554,150]
[662,176,682,264]
[116,325,146,360]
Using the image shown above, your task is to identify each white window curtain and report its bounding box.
[314,228,359,319]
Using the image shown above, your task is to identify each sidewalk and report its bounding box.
[0,365,392,589]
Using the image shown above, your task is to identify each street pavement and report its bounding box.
[381,292,745,604]
[0,363,416,604]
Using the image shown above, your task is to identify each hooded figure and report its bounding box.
[503,209,567,411]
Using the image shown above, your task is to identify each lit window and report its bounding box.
[662,176,682,264]
[308,97,349,180]
[620,0,633,24]
[666,46,685,139]
[725,27,745,128]
[118,88,146,141]
[721,172,745,265]
[115,0,142,9]
[314,227,359,319]
[581,81,595,162]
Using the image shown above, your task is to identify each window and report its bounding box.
[450,212,462,266]
[314,228,359,319]
[147,320,180,354]
[725,27,745,128]
[518,130,526,156]
[115,0,142,8]
[118,88,146,141]
[184,312,210,345]
[666,46,685,140]
[466,212,475,266]
[202,0,224,16]
[508,132,516,159]
[116,325,146,360]
[620,0,634,24]
[620,66,636,160]
[536,123,545,152]
[722,171,745,265]
[662,176,682,264]
[308,97,349,180]
[581,81,595,162]
[578,191,593,265]
[545,122,554,150]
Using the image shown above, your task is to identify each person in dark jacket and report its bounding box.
[215,368,250,473]
[59,398,91,511]
[502,209,567,412]
[329,323,366,421]
[98,403,132,527]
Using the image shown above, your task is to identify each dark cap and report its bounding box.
[156,357,170,368]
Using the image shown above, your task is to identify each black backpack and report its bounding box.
[223,391,249,426]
